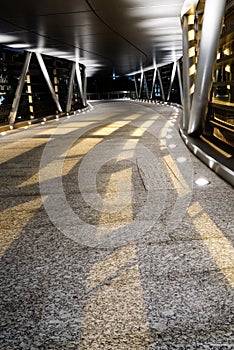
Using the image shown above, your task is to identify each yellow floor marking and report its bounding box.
[188,202,234,287]
[0,198,42,257]
[79,244,153,350]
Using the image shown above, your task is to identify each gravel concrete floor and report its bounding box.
[0,101,233,350]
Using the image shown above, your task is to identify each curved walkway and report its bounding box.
[0,101,233,349]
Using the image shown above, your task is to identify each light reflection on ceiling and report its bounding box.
[0,0,185,77]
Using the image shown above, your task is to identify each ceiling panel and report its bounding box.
[0,0,185,77]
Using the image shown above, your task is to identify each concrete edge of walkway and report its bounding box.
[0,103,93,134]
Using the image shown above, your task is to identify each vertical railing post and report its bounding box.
[182,13,196,131]
[188,0,226,134]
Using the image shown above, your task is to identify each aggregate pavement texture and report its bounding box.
[0,101,233,350]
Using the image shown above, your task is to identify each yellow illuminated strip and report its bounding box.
[214,116,234,127]
[188,15,195,25]
[212,121,234,133]
[188,202,234,287]
[189,64,196,76]
[188,46,196,58]
[190,84,195,94]
[200,135,232,158]
[188,29,195,41]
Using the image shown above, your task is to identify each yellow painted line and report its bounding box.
[188,202,234,287]
[200,135,232,158]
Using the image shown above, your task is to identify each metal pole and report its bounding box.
[134,75,139,99]
[139,71,144,99]
[83,66,87,107]
[75,62,85,106]
[36,53,62,113]
[66,62,76,113]
[177,60,184,106]
[143,73,149,100]
[150,68,157,100]
[157,69,165,102]
[182,14,196,131]
[8,51,32,124]
[188,0,226,134]
[167,61,177,101]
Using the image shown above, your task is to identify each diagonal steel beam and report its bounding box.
[8,51,32,124]
[176,61,184,106]
[157,69,165,102]
[150,68,157,100]
[66,62,76,113]
[36,52,62,113]
[134,75,139,99]
[75,62,85,107]
[167,61,177,101]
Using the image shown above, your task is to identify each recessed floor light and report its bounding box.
[168,144,177,149]
[177,156,187,163]
[194,177,210,186]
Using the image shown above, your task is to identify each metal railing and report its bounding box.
[87,91,136,100]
